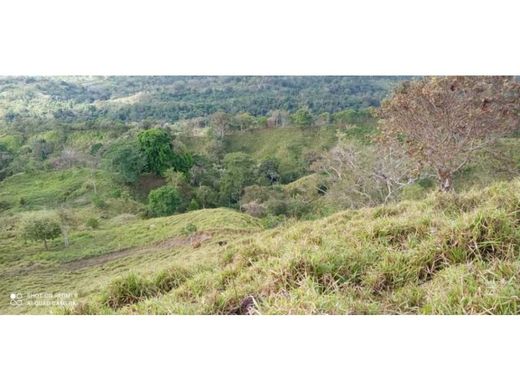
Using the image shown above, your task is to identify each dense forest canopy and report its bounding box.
[0,76,407,131]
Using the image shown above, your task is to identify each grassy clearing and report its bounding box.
[0,168,127,213]
[224,127,336,180]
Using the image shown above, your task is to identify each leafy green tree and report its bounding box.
[187,198,200,211]
[188,155,217,187]
[174,153,193,173]
[233,112,256,132]
[258,158,280,185]
[138,129,174,175]
[32,139,54,161]
[256,116,268,128]
[103,140,146,184]
[164,169,193,212]
[290,107,314,129]
[220,152,257,205]
[148,186,181,217]
[138,129,193,175]
[195,185,219,208]
[22,214,62,249]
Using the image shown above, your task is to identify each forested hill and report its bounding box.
[0,76,406,130]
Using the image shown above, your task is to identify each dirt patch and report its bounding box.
[64,232,212,271]
[1,262,47,278]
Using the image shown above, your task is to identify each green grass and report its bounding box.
[0,207,261,264]
[128,180,520,314]
[0,167,127,213]
[1,131,519,315]
[224,127,337,180]
[4,179,519,315]
[0,207,261,314]
[181,126,340,182]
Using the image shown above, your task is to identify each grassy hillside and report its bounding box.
[0,168,127,213]
[224,127,336,181]
[0,208,261,314]
[1,76,518,315]
[3,179,519,314]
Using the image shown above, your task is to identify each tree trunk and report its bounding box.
[43,239,48,249]
[62,228,69,248]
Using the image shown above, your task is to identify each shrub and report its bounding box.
[92,195,108,209]
[86,217,100,229]
[187,198,200,211]
[0,200,10,211]
[287,199,311,218]
[241,185,273,204]
[21,214,62,249]
[265,199,288,216]
[181,223,198,236]
[111,188,122,198]
[103,274,156,309]
[148,185,181,217]
[241,201,267,218]
[262,214,286,229]
[153,266,191,293]
[103,140,146,184]
[194,185,218,208]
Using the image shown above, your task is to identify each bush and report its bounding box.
[262,214,286,229]
[21,214,62,249]
[102,274,156,309]
[148,186,181,217]
[102,267,191,309]
[194,185,218,208]
[110,188,122,198]
[92,195,108,209]
[86,217,100,229]
[241,185,273,204]
[103,139,146,184]
[265,199,288,216]
[241,201,267,218]
[181,223,198,236]
[287,199,311,218]
[153,266,191,293]
[187,198,200,211]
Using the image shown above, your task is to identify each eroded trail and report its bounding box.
[64,232,212,271]
[1,232,213,278]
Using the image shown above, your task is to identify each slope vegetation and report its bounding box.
[54,179,520,315]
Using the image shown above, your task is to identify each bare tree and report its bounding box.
[312,133,416,207]
[56,208,77,248]
[210,111,230,138]
[267,110,290,128]
[378,76,520,191]
[51,148,87,169]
